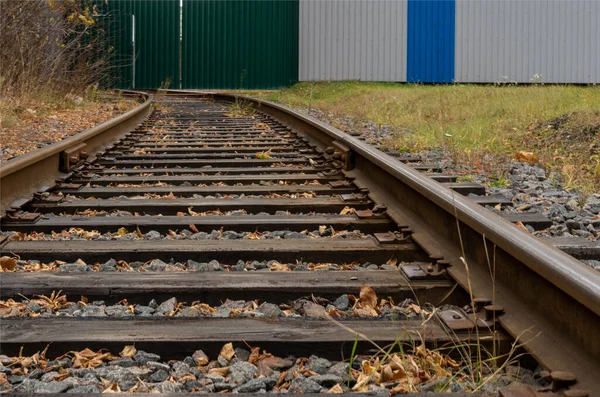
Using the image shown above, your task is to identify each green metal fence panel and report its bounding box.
[102,0,180,89]
[182,0,298,89]
[133,0,181,89]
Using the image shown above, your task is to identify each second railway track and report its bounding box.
[0,92,599,396]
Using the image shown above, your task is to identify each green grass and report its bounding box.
[252,81,600,192]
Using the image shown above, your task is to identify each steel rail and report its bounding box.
[0,91,153,217]
[171,90,600,395]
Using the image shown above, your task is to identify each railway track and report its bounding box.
[0,92,599,396]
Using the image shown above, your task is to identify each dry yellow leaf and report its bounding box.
[0,373,9,386]
[219,342,235,362]
[119,345,136,358]
[208,366,229,376]
[514,221,529,232]
[515,151,537,163]
[359,283,378,308]
[0,256,16,271]
[339,206,355,215]
[327,384,344,393]
[351,373,370,391]
[117,227,129,236]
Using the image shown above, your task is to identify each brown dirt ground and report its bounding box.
[0,97,138,163]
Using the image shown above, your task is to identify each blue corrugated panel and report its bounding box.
[407,0,455,83]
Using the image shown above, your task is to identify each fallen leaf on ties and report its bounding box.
[119,345,136,358]
[359,283,378,308]
[219,342,235,362]
[0,257,16,271]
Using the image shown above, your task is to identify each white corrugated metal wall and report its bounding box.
[455,0,600,83]
[299,0,599,84]
[299,0,408,81]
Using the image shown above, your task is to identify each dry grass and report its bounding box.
[254,82,600,192]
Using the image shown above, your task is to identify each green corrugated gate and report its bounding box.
[103,0,180,89]
[103,0,298,89]
[182,0,298,89]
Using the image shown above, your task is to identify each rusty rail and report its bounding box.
[0,90,152,217]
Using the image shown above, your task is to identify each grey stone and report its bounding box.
[156,297,177,314]
[284,231,307,239]
[144,231,162,240]
[27,369,44,379]
[327,362,351,381]
[183,357,195,367]
[81,305,106,317]
[302,302,327,318]
[59,263,90,272]
[333,295,350,311]
[308,356,331,374]
[288,376,322,393]
[420,376,450,392]
[108,357,136,367]
[99,263,116,272]
[147,361,170,371]
[234,378,267,393]
[143,258,168,271]
[263,376,278,390]
[34,381,71,393]
[8,375,25,384]
[41,371,60,382]
[133,350,160,364]
[234,348,251,362]
[179,307,200,317]
[229,361,257,385]
[366,264,379,270]
[66,385,102,393]
[118,379,137,391]
[258,303,283,317]
[154,381,183,393]
[134,305,155,315]
[105,305,129,317]
[213,382,234,391]
[213,307,232,318]
[171,362,190,374]
[367,385,387,392]
[310,374,343,387]
[129,261,144,269]
[149,369,169,383]
[205,373,225,383]
[189,260,221,272]
[26,302,41,313]
[253,261,269,270]
[103,259,117,267]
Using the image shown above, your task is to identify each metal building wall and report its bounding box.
[455,0,600,83]
[407,0,455,83]
[299,0,407,81]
